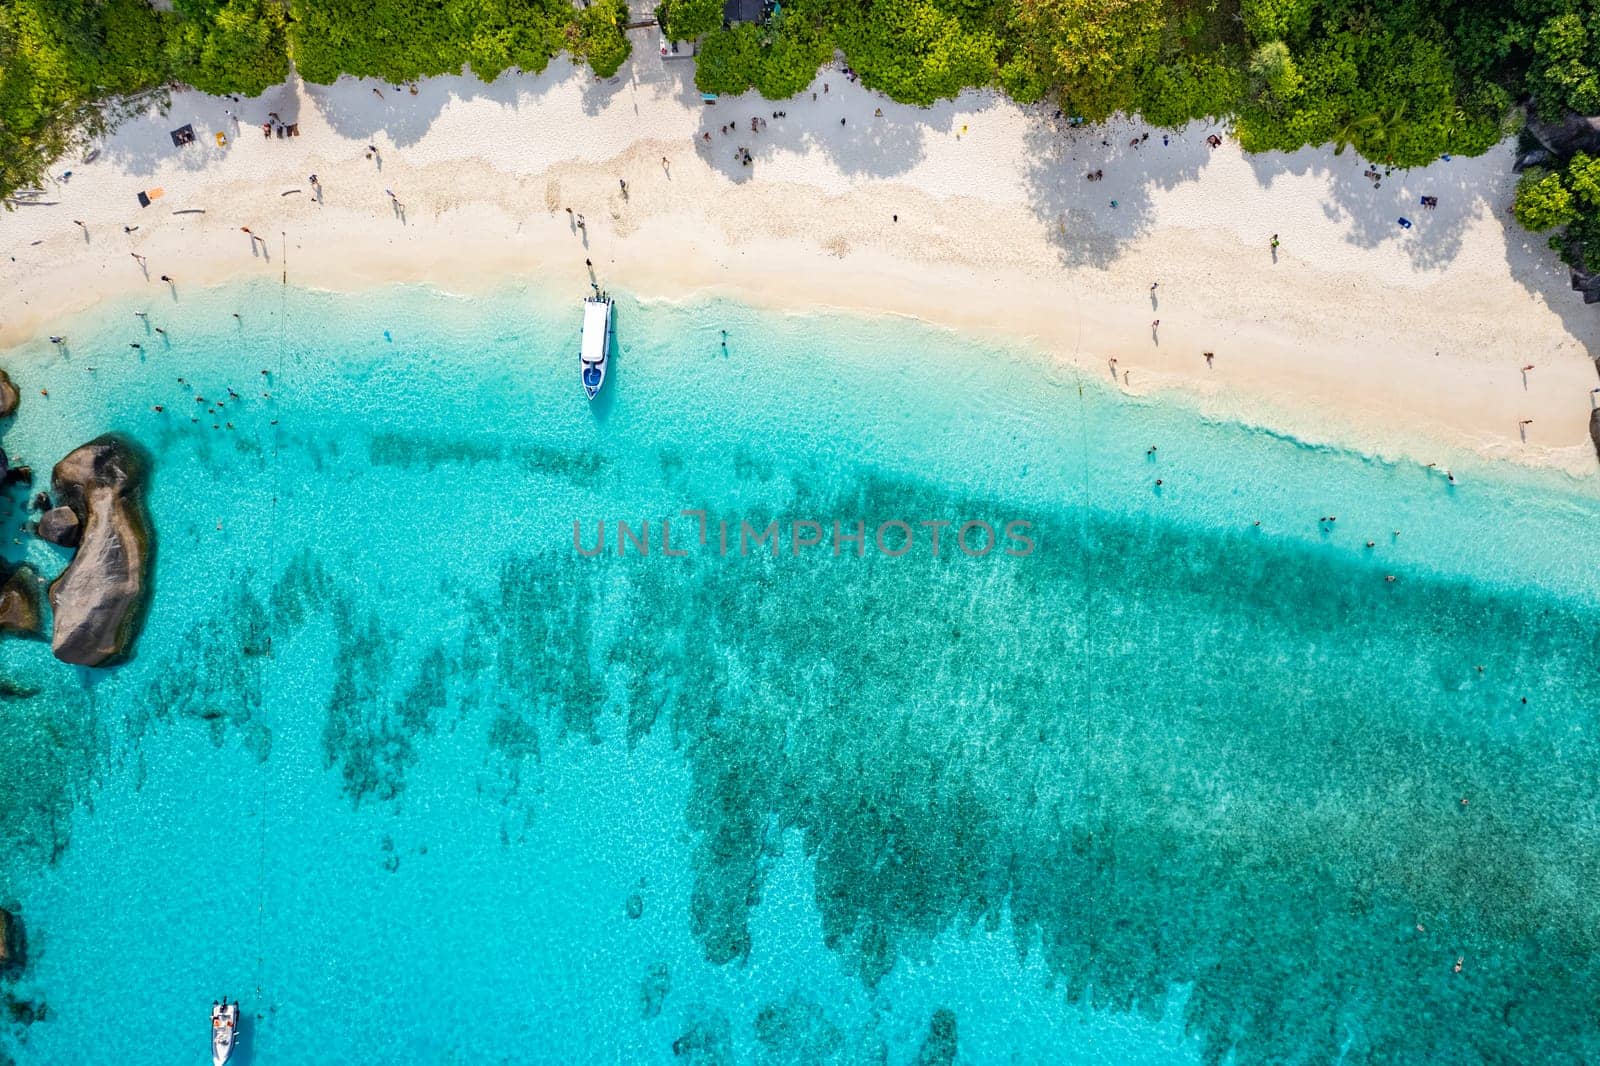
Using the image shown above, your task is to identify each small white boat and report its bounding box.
[212,998,239,1066]
[580,293,613,400]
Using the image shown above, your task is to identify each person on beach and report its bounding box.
[131,253,146,265]
[1204,351,1214,366]
[73,219,85,230]
[576,214,587,229]
[48,336,64,345]
[1271,233,1280,250]
[619,178,628,195]
[154,327,166,336]
[1520,363,1535,371]
[124,225,138,233]
[160,274,173,283]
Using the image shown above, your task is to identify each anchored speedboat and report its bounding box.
[212,998,239,1066]
[581,292,613,400]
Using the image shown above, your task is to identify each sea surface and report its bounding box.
[0,281,1597,1065]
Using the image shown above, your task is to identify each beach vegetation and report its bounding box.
[659,0,726,43]
[167,0,290,96]
[695,15,833,99]
[1528,11,1600,118]
[7,0,1600,280]
[1513,166,1578,231]
[829,0,1000,108]
[570,0,633,79]
[0,0,632,202]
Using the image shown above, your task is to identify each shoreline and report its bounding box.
[3,46,1598,478]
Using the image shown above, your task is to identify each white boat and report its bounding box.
[212,998,239,1066]
[581,293,613,400]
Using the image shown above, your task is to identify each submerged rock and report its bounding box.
[0,908,23,969]
[638,962,670,1020]
[47,435,152,667]
[0,369,17,418]
[36,506,80,548]
[914,1009,958,1066]
[0,567,42,636]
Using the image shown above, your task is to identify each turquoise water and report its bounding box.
[0,281,1598,1064]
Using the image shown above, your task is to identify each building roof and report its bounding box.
[723,0,762,23]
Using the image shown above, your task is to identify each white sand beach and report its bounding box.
[3,29,1598,476]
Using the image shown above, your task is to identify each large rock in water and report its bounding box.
[36,506,80,548]
[47,436,152,666]
[0,566,42,636]
[0,369,17,418]
[1591,407,1600,464]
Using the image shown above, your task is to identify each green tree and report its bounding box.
[571,0,631,79]
[660,0,723,42]
[831,0,997,107]
[1514,168,1578,231]
[1528,12,1600,117]
[1248,40,1300,101]
[696,15,830,98]
[1000,0,1166,119]
[1240,0,1314,45]
[168,0,290,96]
[1567,151,1600,207]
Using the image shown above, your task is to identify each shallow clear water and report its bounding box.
[0,281,1597,1064]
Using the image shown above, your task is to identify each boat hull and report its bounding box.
[580,296,613,400]
[212,1001,239,1066]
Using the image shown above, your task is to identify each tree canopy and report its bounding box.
[11,0,1600,275]
[0,0,630,200]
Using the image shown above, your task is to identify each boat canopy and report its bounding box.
[581,299,609,365]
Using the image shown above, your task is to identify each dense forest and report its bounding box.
[8,0,1600,269]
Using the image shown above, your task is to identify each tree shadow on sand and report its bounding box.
[1019,112,1215,270]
